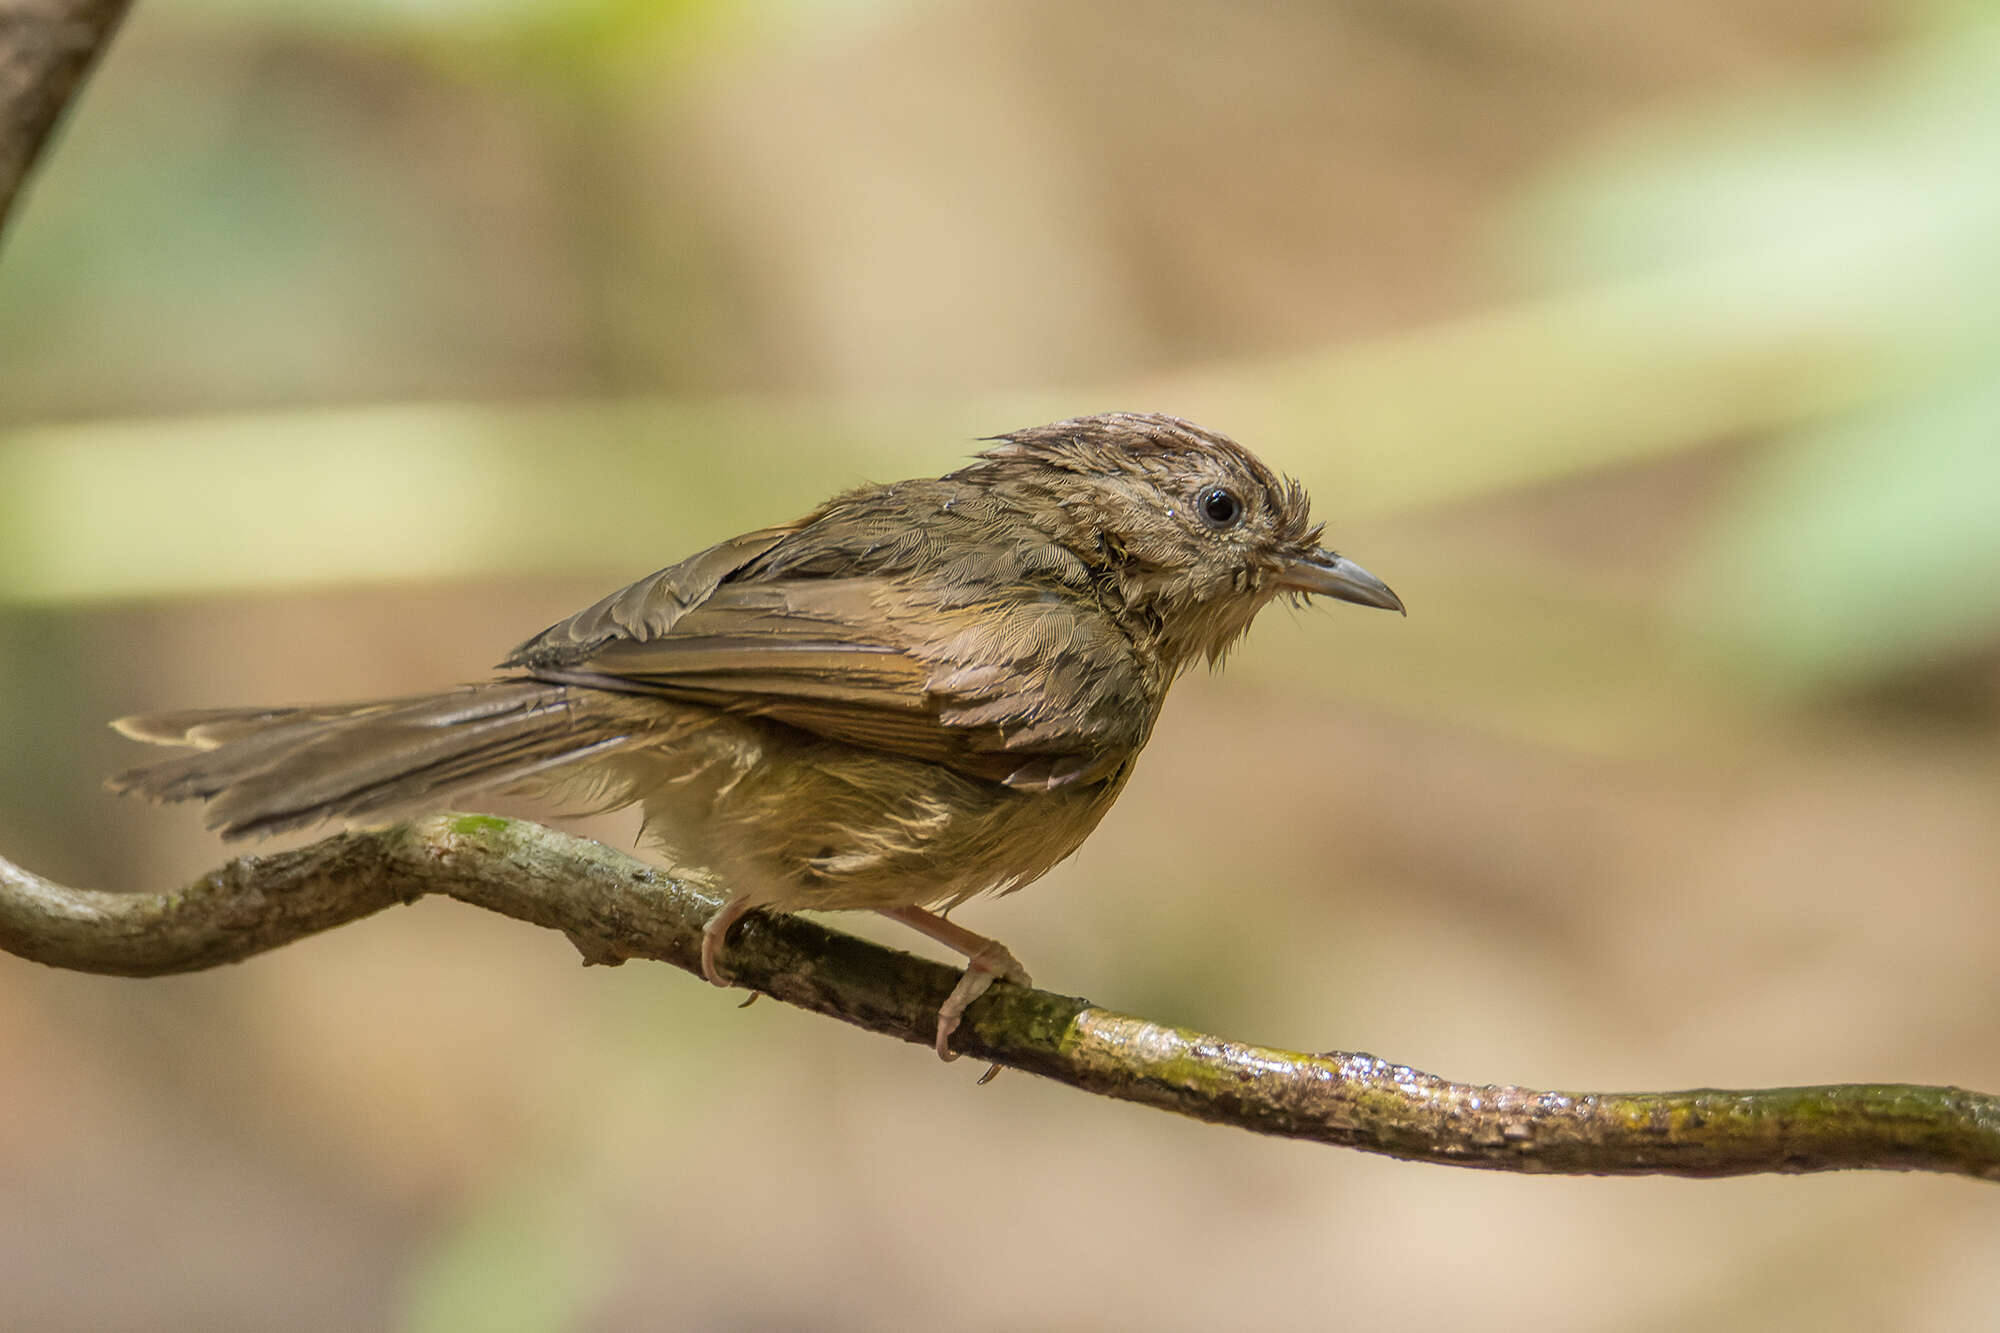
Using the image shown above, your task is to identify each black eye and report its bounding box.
[1197,486,1243,529]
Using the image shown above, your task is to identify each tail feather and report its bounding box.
[108,681,636,839]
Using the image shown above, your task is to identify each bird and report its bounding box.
[109,412,1404,1061]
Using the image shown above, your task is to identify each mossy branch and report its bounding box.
[2,814,1995,1180]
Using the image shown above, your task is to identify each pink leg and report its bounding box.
[879,905,1032,1066]
[701,894,758,987]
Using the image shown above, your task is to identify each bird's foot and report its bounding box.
[931,938,1031,1061]
[879,906,1031,1078]
[700,895,757,989]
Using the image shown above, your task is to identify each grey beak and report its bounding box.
[1279,549,1406,615]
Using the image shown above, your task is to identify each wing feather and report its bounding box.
[506,481,1157,787]
[519,566,1154,787]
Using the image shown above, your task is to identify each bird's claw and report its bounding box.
[932,939,1030,1082]
[701,895,757,989]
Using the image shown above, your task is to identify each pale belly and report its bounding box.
[594,709,1130,914]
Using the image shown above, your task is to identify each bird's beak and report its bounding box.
[1278,549,1406,615]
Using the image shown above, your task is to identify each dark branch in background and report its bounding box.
[3,815,1995,1181]
[0,0,131,235]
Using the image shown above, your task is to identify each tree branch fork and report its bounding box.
[2,814,1994,1181]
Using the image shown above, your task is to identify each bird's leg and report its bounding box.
[878,905,1031,1064]
[700,893,758,988]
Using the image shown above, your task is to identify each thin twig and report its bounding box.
[3,814,1994,1180]
[0,0,132,235]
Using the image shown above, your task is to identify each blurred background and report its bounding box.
[3,0,1999,1328]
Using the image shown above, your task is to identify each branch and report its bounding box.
[0,0,131,235]
[3,816,1995,1180]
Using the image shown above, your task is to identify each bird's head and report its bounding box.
[966,412,1403,671]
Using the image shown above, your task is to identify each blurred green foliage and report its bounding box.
[176,0,734,74]
[400,1172,606,1333]
[1507,8,2000,687]
[7,0,1992,701]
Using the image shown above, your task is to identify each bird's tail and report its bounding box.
[108,680,636,839]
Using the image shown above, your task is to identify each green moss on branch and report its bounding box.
[2,815,1995,1181]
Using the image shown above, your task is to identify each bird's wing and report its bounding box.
[503,523,805,669]
[521,571,1156,791]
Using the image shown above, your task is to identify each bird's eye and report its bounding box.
[1197,486,1243,529]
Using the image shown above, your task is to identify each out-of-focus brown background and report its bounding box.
[4,1,1998,1328]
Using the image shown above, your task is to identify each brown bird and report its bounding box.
[110,413,1403,1059]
